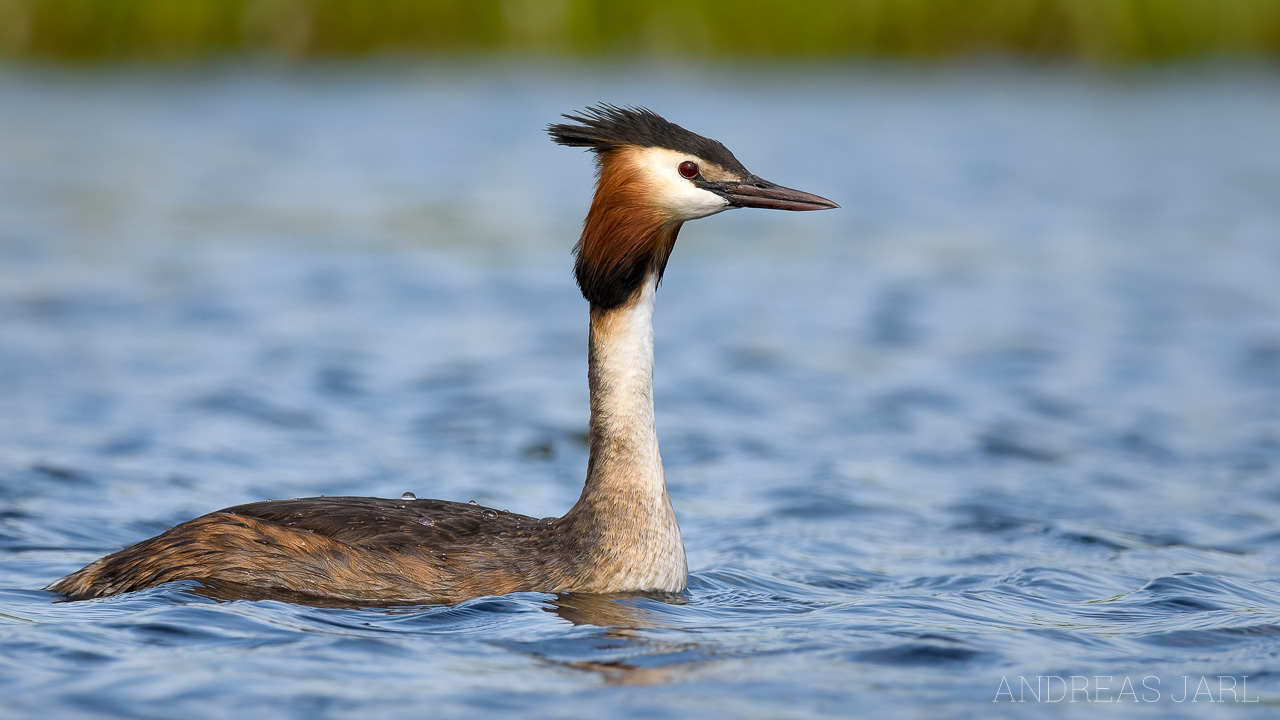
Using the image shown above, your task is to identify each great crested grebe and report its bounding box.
[48,104,837,605]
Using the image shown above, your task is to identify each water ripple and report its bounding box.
[2,64,1279,719]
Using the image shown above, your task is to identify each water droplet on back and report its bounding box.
[538,517,556,525]
[480,509,497,520]
[401,491,417,500]
[417,516,435,527]
[468,500,478,505]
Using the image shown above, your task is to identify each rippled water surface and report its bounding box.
[2,63,1279,718]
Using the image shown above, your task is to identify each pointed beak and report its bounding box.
[719,176,839,212]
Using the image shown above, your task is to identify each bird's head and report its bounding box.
[549,104,837,308]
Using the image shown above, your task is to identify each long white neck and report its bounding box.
[564,273,687,592]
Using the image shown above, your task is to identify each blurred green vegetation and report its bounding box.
[1,0,1277,62]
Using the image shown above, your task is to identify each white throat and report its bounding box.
[569,273,687,592]
[586,274,663,496]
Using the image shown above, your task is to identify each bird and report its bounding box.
[47,104,838,606]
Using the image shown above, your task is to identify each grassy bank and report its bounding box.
[1,0,1278,62]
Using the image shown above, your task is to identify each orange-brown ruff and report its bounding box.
[49,105,837,606]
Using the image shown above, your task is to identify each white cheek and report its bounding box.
[664,183,730,220]
[634,148,731,221]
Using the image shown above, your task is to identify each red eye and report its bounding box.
[678,161,699,179]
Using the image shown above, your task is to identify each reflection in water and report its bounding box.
[548,591,682,628]
[191,580,705,686]
[185,581,681,626]
[532,593,703,687]
[191,580,701,684]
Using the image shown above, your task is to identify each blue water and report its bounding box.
[2,62,1279,718]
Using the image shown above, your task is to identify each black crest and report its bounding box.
[548,104,746,173]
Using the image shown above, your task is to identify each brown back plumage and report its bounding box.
[48,497,578,605]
